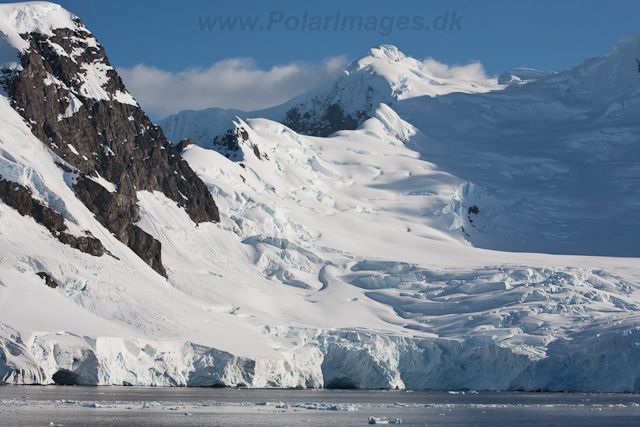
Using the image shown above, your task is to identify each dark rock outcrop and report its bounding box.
[175,138,195,152]
[0,177,106,256]
[4,22,219,275]
[282,103,366,137]
[210,124,270,162]
[211,128,244,160]
[36,272,60,289]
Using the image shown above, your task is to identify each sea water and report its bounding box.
[1,386,639,426]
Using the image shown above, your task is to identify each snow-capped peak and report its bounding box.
[534,31,640,102]
[0,2,81,52]
[612,30,640,52]
[367,44,407,61]
[347,44,432,76]
[342,44,500,104]
[1,2,137,107]
[270,44,504,136]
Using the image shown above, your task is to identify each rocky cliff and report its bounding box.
[1,16,218,275]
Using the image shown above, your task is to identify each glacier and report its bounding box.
[0,2,640,392]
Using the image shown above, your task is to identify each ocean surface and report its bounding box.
[1,386,640,426]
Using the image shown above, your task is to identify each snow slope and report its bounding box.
[1,2,640,391]
[162,36,640,257]
[155,110,640,391]
[393,34,640,257]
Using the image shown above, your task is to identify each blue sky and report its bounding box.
[4,0,640,118]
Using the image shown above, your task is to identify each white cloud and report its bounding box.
[422,58,489,80]
[117,56,348,119]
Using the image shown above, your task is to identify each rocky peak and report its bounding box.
[210,120,271,162]
[175,138,195,152]
[0,3,219,276]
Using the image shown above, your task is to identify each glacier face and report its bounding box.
[1,2,640,391]
[5,323,640,392]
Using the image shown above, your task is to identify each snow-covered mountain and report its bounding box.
[392,34,640,257]
[164,35,640,257]
[277,45,502,136]
[0,1,218,277]
[1,2,640,392]
[159,44,502,146]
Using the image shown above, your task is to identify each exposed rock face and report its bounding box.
[282,103,366,137]
[36,272,60,289]
[3,21,219,275]
[210,123,270,162]
[175,138,195,152]
[0,178,105,256]
[211,128,244,160]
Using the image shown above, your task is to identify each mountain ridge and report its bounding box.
[0,1,219,275]
[159,43,502,143]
